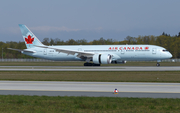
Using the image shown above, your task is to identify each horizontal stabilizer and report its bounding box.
[8,48,36,53]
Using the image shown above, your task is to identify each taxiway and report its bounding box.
[0,66,180,71]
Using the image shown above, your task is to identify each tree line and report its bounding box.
[0,34,180,58]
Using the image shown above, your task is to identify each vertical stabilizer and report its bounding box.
[19,24,44,49]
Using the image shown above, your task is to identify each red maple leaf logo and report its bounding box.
[145,47,149,50]
[25,35,34,44]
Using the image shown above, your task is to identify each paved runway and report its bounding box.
[0,66,180,71]
[0,81,180,98]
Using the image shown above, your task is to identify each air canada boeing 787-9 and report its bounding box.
[8,24,172,66]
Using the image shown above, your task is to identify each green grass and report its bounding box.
[0,71,180,82]
[0,61,180,66]
[0,95,180,113]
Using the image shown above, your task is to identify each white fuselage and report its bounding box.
[22,45,172,62]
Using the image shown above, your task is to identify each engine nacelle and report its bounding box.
[93,54,112,64]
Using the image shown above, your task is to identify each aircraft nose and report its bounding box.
[169,52,173,58]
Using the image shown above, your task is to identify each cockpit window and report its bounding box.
[162,49,168,52]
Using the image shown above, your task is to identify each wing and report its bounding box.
[35,45,95,58]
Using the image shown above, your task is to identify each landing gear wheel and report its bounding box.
[84,63,92,66]
[156,63,160,67]
[84,63,100,66]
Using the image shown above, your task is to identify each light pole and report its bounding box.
[2,48,3,61]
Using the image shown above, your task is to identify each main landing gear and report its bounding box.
[84,63,101,66]
[156,63,160,67]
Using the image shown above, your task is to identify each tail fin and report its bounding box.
[19,24,44,49]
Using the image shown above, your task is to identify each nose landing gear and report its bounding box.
[156,63,160,67]
[156,60,161,67]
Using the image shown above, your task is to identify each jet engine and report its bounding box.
[93,54,112,64]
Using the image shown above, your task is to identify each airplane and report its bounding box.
[8,24,172,66]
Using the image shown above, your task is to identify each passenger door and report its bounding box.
[43,49,47,55]
[152,48,156,54]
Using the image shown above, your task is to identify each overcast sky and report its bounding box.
[0,0,180,42]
